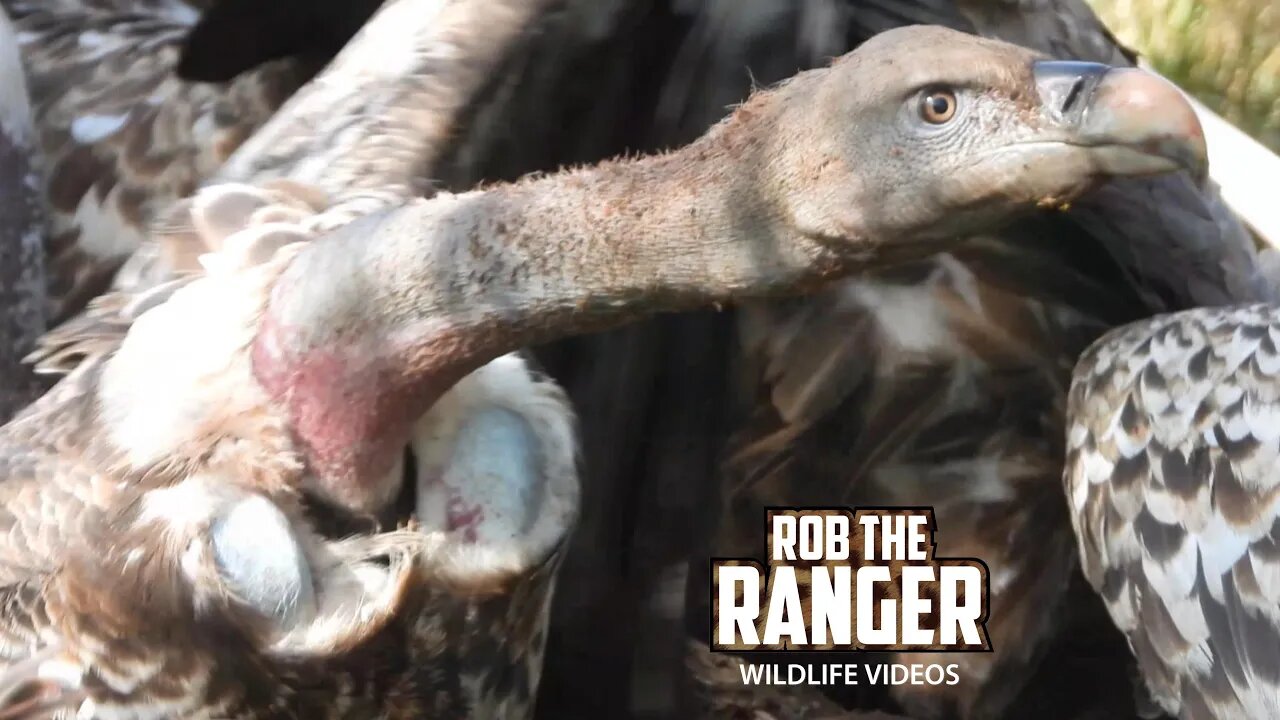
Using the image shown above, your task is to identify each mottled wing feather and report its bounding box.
[1067,304,1280,719]
[3,0,307,323]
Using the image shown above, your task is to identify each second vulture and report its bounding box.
[0,2,1211,717]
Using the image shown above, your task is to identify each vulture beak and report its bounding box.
[1033,61,1209,182]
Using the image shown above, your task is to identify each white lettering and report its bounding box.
[810,565,852,645]
[773,515,797,561]
[940,565,983,645]
[900,565,935,645]
[856,565,896,645]
[717,565,761,646]
[762,566,808,646]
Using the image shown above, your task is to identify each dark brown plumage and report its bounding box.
[174,0,384,83]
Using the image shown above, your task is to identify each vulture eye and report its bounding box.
[919,89,958,124]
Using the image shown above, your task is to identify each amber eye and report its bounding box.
[919,90,957,124]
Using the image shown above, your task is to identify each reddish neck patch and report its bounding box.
[250,312,444,515]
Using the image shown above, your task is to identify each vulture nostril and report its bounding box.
[1032,60,1110,121]
[1061,76,1086,115]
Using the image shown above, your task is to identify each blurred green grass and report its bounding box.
[1088,0,1279,151]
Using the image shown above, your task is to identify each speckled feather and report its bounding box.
[2,0,309,324]
[1068,305,1280,720]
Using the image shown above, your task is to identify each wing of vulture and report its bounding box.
[1067,305,1280,720]
[0,0,381,325]
[0,7,46,424]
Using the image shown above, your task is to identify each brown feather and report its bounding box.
[2,0,311,323]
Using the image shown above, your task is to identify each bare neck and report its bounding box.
[405,148,844,338]
[252,111,855,505]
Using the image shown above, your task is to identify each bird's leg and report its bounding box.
[209,494,317,630]
[414,405,545,544]
[404,354,579,558]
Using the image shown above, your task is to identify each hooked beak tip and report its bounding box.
[1034,61,1208,179]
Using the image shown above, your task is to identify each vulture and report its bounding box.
[0,0,586,716]
[637,4,1270,720]
[0,7,45,424]
[0,0,1212,715]
[1066,305,1280,720]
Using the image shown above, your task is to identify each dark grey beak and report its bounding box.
[1033,60,1208,181]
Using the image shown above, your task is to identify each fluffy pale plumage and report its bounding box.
[0,182,580,718]
[2,0,309,323]
[1067,305,1280,720]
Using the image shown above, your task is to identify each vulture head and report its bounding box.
[769,25,1207,246]
[2,15,1209,718]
